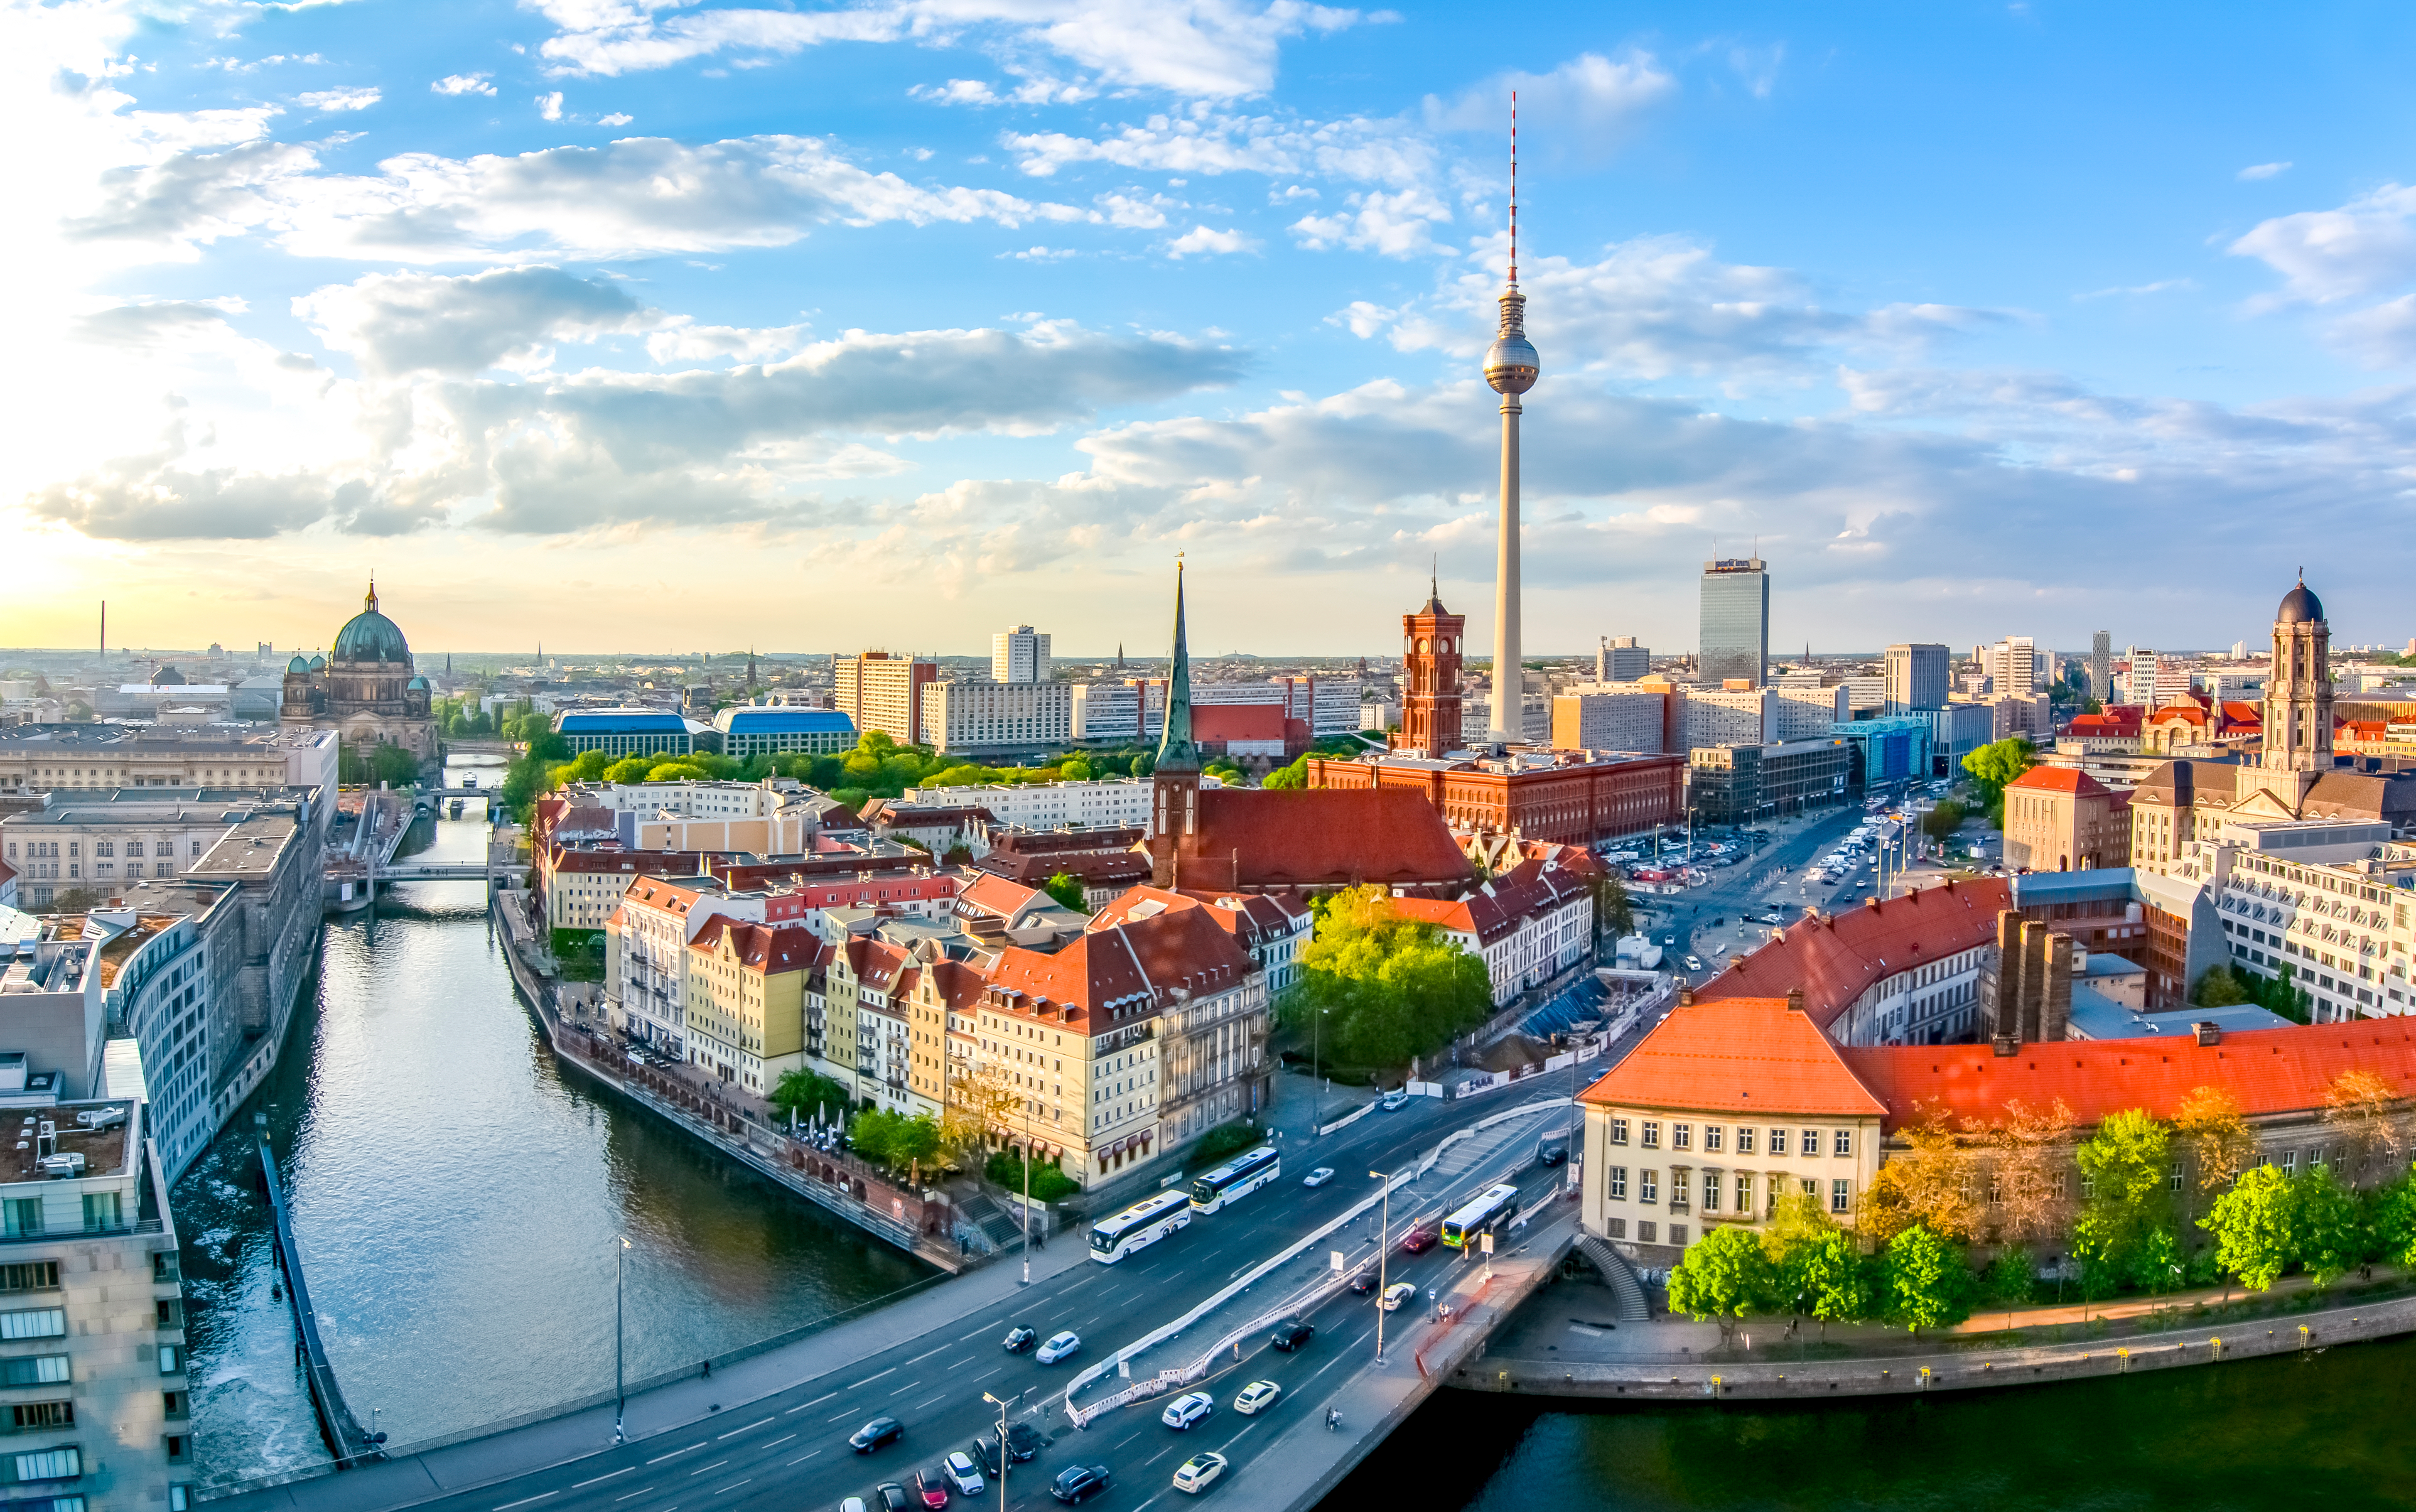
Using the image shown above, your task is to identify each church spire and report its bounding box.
[1155,558,1201,774]
[366,576,379,614]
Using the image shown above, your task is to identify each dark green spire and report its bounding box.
[1155,560,1202,773]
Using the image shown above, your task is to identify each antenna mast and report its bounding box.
[1508,90,1519,285]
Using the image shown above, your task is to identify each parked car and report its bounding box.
[1233,1380,1283,1415]
[851,1417,905,1453]
[1380,1282,1417,1312]
[1162,1391,1214,1429]
[1036,1330,1082,1365]
[842,1499,869,1512]
[1007,1422,1045,1462]
[1002,1326,1037,1353]
[1402,1227,1438,1254]
[943,1451,985,1497]
[1172,1451,1229,1495]
[873,1485,909,1512]
[1049,1464,1111,1505]
[1303,1167,1335,1188]
[1269,1318,1315,1352]
[913,1470,949,1509]
[1381,1088,1409,1111]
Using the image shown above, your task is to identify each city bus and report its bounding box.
[1088,1189,1193,1264]
[1188,1146,1281,1213]
[1440,1183,1521,1249]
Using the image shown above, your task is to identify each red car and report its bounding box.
[1402,1227,1439,1254]
[913,1470,948,1509]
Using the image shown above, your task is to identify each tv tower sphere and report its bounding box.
[1484,306,1539,395]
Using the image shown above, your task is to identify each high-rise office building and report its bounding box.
[1883,643,1949,712]
[1698,557,1770,688]
[1980,636,2039,699]
[1596,636,1649,682]
[990,626,1051,684]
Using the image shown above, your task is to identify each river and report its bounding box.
[179,762,931,1490]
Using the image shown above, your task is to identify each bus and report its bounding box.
[1441,1183,1521,1249]
[1188,1146,1281,1213]
[1088,1189,1193,1264]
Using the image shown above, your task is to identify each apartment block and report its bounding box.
[0,726,338,802]
[684,920,813,1096]
[991,627,1052,685]
[916,680,1073,755]
[1596,637,1650,683]
[835,654,939,746]
[1680,686,1777,751]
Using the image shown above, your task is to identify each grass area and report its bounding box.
[551,927,606,983]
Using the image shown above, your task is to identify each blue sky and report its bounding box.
[9,0,2416,659]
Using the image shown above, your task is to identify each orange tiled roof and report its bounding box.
[1694,879,2014,1031]
[1185,788,1474,889]
[987,905,1256,1027]
[1579,995,1888,1118]
[2007,767,2112,797]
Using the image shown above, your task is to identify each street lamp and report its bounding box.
[614,1236,631,1443]
[1020,1098,1035,1286]
[981,1390,1017,1512]
[1370,1170,1394,1364]
[1310,1006,1330,1135]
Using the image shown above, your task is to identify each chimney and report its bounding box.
[1785,987,1804,1013]
[1864,894,1881,911]
[2193,1021,2222,1047]
[1677,983,1694,1007]
[1993,1035,2019,1057]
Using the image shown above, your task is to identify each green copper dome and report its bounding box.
[287,654,310,675]
[331,580,413,666]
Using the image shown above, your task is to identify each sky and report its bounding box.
[8,0,2416,662]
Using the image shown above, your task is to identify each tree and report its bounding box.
[1666,1225,1774,1344]
[1920,799,1967,842]
[1041,872,1088,913]
[1962,736,2037,826]
[1277,885,1493,1069]
[2174,1085,2256,1217]
[1763,1195,1868,1340]
[2372,1173,2416,1269]
[2294,1165,2367,1286]
[1860,1104,1978,1244]
[940,1060,1025,1156]
[1262,755,1310,790]
[1592,872,1635,942]
[2074,1107,2173,1280]
[770,1069,851,1125]
[1982,1245,2035,1308]
[2190,965,2253,1007]
[2201,1163,2298,1291]
[1883,1224,1968,1335]
[1973,1096,2077,1247]
[2320,1068,2409,1184]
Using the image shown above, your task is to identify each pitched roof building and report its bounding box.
[1694,879,2014,1046]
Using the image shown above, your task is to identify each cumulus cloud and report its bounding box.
[1289,185,1453,257]
[2237,161,2292,181]
[1004,107,1433,186]
[910,75,1095,107]
[297,87,381,112]
[71,133,1087,262]
[1423,51,1677,157]
[293,266,656,376]
[532,0,1363,98]
[2230,183,2416,303]
[1165,224,1255,257]
[432,73,497,96]
[538,91,565,121]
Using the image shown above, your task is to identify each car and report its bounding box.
[1162,1391,1215,1429]
[1683,956,1704,972]
[1002,1325,1037,1353]
[842,1500,869,1512]
[1538,1143,1568,1167]
[1172,1451,1229,1495]
[1049,1464,1111,1504]
[943,1451,985,1497]
[913,1471,949,1510]
[1380,1088,1409,1111]
[1007,1422,1045,1461]
[852,1417,905,1453]
[1303,1167,1336,1188]
[1036,1330,1082,1365]
[1348,1269,1380,1295]
[1380,1282,1417,1312]
[1760,913,1783,925]
[1269,1318,1315,1352]
[1402,1226,1438,1254]
[1233,1379,1283,1415]
[1661,934,1677,945]
[873,1486,910,1512]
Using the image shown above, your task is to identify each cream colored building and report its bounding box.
[835,653,936,746]
[682,918,811,1095]
[0,727,337,801]
[916,680,1074,756]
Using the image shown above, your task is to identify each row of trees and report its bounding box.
[1274,884,1495,1070]
[2193,962,2314,1024]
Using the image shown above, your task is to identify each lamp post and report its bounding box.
[1370,1169,1393,1364]
[1310,1006,1329,1135]
[982,1390,1016,1512]
[614,1236,631,1443]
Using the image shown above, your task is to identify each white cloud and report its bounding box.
[1165,224,1255,257]
[2229,183,2416,303]
[533,0,1365,98]
[1423,51,1677,157]
[1289,184,1452,257]
[432,74,498,96]
[293,266,656,376]
[2324,294,2416,368]
[598,112,633,125]
[538,91,565,121]
[1005,106,1434,186]
[910,74,1095,107]
[2237,161,2292,181]
[297,87,381,112]
[2074,278,2194,300]
[1093,191,1179,228]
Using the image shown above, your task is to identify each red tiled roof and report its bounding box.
[1387,856,1591,946]
[550,847,706,876]
[2006,767,2111,798]
[1841,1022,2416,1134]
[1579,996,1888,1118]
[1087,885,1311,945]
[689,918,814,974]
[1183,788,1474,889]
[978,849,1151,888]
[1694,879,2013,1031]
[987,905,1256,1027]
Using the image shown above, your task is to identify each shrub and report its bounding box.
[1191,1121,1267,1167]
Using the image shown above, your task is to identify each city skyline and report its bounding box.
[12,3,2416,654]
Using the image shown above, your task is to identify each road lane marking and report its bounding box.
[611,1487,654,1502]
[960,1321,999,1341]
[905,1341,955,1365]
[888,1380,922,1396]
[825,1410,857,1424]
[716,1417,773,1439]
[711,1482,749,1495]
[914,1395,947,1411]
[1215,1423,1257,1453]
[686,1460,728,1477]
[785,1393,835,1414]
[849,1368,897,1389]
[1146,1446,1176,1465]
[572,1468,635,1489]
[785,1451,821,1467]
[646,1443,707,1465]
[967,1366,1002,1385]
[761,1434,795,1450]
[493,1492,559,1511]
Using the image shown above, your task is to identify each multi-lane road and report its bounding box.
[383,1090,1577,1512]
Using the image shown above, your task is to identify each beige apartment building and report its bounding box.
[2002,766,2131,874]
[681,919,811,1095]
[835,653,937,746]
[0,727,337,800]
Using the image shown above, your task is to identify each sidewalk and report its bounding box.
[211,1233,1088,1512]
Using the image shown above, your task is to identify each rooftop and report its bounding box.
[1580,994,1888,1119]
[1694,878,2013,1031]
[0,1102,135,1185]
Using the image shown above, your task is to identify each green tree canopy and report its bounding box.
[1962,736,2037,825]
[770,1069,851,1123]
[1262,755,1310,790]
[1041,872,1088,913]
[2294,1165,2368,1286]
[1883,1223,1969,1334]
[1275,885,1495,1069]
[2201,1163,2298,1291]
[1667,1225,1775,1342]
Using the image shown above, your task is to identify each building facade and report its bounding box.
[991,627,1052,685]
[712,707,855,759]
[1883,643,1949,712]
[835,653,938,746]
[277,582,437,766]
[1698,557,1770,689]
[2002,766,2131,874]
[1596,637,1650,683]
[1396,585,1466,758]
[917,680,1073,755]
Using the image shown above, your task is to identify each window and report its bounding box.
[2170,1161,2185,1192]
[1637,1221,1656,1243]
[9,1404,70,1430]
[155,1299,182,1330]
[0,1360,67,1389]
[80,1193,120,1233]
[0,1310,65,1342]
[1608,1118,1629,1146]
[1640,1122,1660,1149]
[1736,1126,1755,1155]
[1668,1224,1689,1246]
[1770,1127,1788,1157]
[2281,1150,2297,1177]
[1704,1125,1723,1153]
[1605,1218,1627,1240]
[1670,1169,1691,1208]
[1608,1166,1628,1200]
[164,1436,190,1465]
[1800,1128,1819,1157]
[11,1448,79,1482]
[0,1264,57,1295]
[1673,1123,1692,1151]
[1640,1170,1659,1204]
[1830,1178,1851,1214]
[158,1345,180,1375]
[1736,1173,1752,1213]
[1700,1174,1719,1212]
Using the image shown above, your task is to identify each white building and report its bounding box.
[1979,636,2043,700]
[1774,683,1850,741]
[917,680,1074,754]
[902,776,1152,830]
[1681,686,1777,751]
[604,876,766,1055]
[2188,821,2411,1023]
[1388,855,1595,1007]
[1071,682,1142,743]
[0,787,320,909]
[992,626,1052,685]
[1552,686,1669,753]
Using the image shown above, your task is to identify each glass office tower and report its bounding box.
[1699,557,1770,687]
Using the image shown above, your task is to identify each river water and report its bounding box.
[179,762,930,1489]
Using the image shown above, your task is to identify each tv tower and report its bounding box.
[1484,91,1539,746]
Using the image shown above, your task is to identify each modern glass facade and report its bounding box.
[1699,558,1769,688]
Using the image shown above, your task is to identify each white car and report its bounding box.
[1036,1330,1082,1365]
[944,1451,985,1497]
[1172,1452,1228,1495]
[1161,1391,1214,1429]
[1233,1379,1282,1416]
[1380,1281,1417,1312]
[1380,1089,1409,1110]
[1302,1167,1336,1188]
